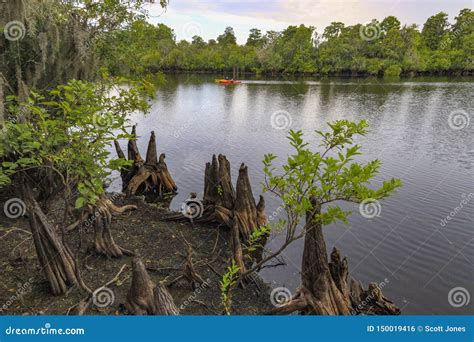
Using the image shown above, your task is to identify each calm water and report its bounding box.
[113,75,473,314]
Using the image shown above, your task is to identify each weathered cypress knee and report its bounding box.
[117,128,177,200]
[126,258,179,315]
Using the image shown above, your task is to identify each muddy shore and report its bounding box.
[0,194,272,315]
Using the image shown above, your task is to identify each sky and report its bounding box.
[145,0,473,43]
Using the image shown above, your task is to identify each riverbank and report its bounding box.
[157,69,474,78]
[0,194,272,315]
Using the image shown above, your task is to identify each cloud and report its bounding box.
[148,2,292,43]
[260,0,472,31]
[148,0,472,42]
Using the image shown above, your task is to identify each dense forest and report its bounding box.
[101,9,474,77]
[0,0,469,319]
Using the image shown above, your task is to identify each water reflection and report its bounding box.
[118,75,473,315]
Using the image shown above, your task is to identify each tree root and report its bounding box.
[350,280,401,315]
[115,128,177,200]
[84,195,136,258]
[22,185,89,295]
[165,155,268,280]
[277,241,401,316]
[125,257,179,315]
[66,264,128,315]
[182,239,206,290]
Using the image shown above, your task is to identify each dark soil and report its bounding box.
[0,194,271,315]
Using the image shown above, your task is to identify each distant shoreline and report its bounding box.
[160,69,474,78]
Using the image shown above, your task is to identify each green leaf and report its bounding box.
[75,197,86,209]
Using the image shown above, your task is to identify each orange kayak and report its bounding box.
[215,79,242,85]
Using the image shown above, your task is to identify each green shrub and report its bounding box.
[384,64,402,77]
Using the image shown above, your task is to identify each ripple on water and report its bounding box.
[111,76,473,314]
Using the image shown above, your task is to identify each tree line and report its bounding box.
[1,0,403,315]
[101,9,473,78]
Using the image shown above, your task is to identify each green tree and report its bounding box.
[220,120,401,314]
[217,26,237,46]
[381,16,401,33]
[0,0,164,99]
[261,120,401,314]
[322,22,345,40]
[451,8,474,48]
[400,24,426,72]
[86,9,473,76]
[277,25,316,73]
[422,12,449,50]
[192,35,206,48]
[0,0,166,296]
[1,77,150,294]
[246,28,263,46]
[461,32,474,70]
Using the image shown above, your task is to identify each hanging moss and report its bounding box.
[1,0,148,98]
